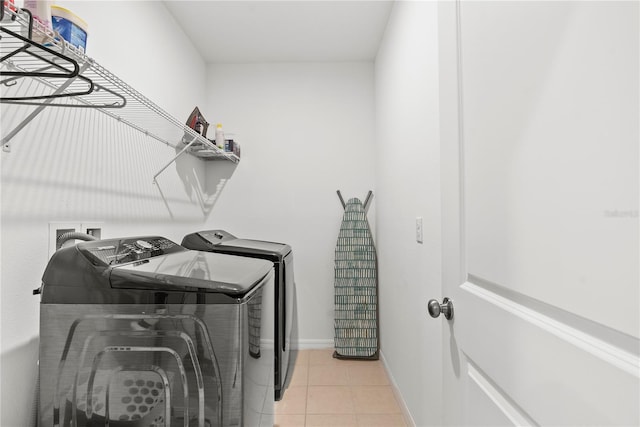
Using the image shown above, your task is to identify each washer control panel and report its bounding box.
[78,236,185,266]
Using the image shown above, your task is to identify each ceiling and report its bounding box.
[164,1,394,63]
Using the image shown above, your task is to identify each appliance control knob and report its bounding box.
[135,240,153,250]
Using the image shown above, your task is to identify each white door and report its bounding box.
[438,2,639,426]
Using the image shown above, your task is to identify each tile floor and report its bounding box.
[274,349,408,427]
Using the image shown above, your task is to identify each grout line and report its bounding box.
[303,349,310,426]
[279,349,410,426]
[304,380,309,423]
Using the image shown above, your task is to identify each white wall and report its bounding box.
[0,1,438,424]
[1,10,376,426]
[0,2,208,425]
[203,62,376,343]
[375,2,443,426]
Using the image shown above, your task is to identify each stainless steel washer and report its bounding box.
[37,236,274,427]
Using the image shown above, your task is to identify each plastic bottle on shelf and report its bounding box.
[23,0,53,30]
[215,124,225,150]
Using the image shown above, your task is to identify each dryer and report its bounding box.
[38,236,274,427]
[181,230,297,401]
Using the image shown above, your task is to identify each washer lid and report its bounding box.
[214,238,291,257]
[110,250,272,297]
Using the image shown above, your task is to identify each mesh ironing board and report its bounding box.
[334,197,379,359]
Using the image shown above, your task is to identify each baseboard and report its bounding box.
[293,339,333,350]
[379,350,416,427]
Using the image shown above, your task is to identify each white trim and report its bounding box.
[461,281,640,377]
[455,0,467,277]
[292,339,333,350]
[466,360,534,427]
[380,350,416,427]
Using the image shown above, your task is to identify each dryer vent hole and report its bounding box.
[117,379,164,421]
[77,376,165,422]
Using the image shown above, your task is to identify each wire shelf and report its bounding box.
[0,6,239,163]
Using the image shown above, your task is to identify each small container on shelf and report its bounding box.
[215,123,225,150]
[50,5,88,52]
[23,0,53,30]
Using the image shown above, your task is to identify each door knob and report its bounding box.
[427,297,453,320]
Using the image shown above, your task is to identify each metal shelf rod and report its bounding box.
[153,135,199,183]
[2,61,92,152]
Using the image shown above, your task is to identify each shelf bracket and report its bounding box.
[2,60,92,152]
[152,134,200,183]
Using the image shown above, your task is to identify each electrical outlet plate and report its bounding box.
[416,217,423,244]
[48,222,104,257]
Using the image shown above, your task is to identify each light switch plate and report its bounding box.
[416,217,423,244]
